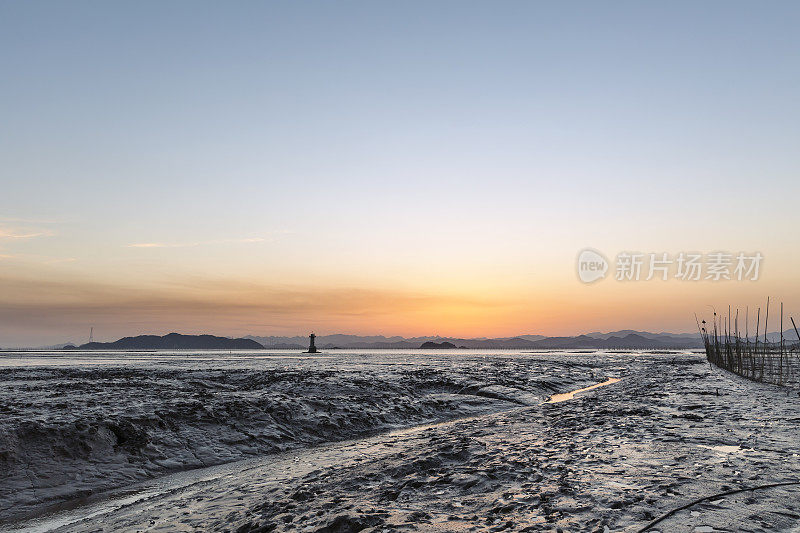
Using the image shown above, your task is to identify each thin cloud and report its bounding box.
[0,271,522,345]
[0,274,514,324]
[0,226,54,240]
[127,237,266,248]
[0,253,77,264]
[0,216,61,224]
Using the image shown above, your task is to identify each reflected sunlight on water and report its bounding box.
[546,377,621,403]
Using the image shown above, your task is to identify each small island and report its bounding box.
[419,341,457,349]
[63,333,264,350]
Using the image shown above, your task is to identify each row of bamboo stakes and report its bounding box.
[697,298,800,387]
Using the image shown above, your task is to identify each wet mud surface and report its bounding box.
[0,351,605,524]
[4,351,800,532]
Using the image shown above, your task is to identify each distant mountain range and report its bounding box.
[18,329,796,352]
[246,331,706,350]
[64,333,263,350]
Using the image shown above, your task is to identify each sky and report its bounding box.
[1,1,799,346]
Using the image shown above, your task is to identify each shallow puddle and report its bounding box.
[546,377,620,403]
[697,444,744,454]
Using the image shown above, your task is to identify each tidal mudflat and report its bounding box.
[2,351,799,532]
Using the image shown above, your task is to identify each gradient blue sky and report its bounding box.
[2,2,799,345]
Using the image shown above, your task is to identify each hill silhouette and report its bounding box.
[419,341,457,349]
[247,332,703,349]
[65,333,264,350]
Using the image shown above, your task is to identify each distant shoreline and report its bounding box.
[0,348,707,353]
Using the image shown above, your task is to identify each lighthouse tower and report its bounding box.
[306,333,319,353]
